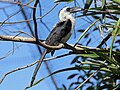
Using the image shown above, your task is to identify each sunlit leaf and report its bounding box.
[25,65,111,89]
[78,53,99,58]
[113,0,120,4]
[102,0,106,9]
[95,52,118,66]
[110,18,120,58]
[113,84,120,90]
[26,66,81,89]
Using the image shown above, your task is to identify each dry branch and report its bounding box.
[0,35,120,85]
[0,35,64,49]
[0,60,39,84]
[0,35,119,55]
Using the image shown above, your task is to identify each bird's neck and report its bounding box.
[67,15,75,30]
[60,15,75,30]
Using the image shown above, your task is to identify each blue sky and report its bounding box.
[0,0,103,90]
[0,1,79,90]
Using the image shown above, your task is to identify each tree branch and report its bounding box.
[0,35,119,54]
[0,60,39,84]
[0,35,64,49]
[33,0,39,42]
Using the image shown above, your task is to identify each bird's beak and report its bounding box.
[70,7,82,13]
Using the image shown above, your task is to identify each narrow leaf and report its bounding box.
[110,18,120,58]
[78,53,99,58]
[84,0,93,14]
[67,73,78,79]
[71,56,79,64]
[74,19,99,46]
[25,65,105,89]
[113,0,120,4]
[102,0,106,9]
[54,0,74,3]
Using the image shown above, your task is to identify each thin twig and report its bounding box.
[33,0,39,42]
[41,3,59,19]
[97,33,111,48]
[0,35,120,54]
[19,3,35,37]
[0,3,59,25]
[38,1,58,89]
[44,52,73,61]
[0,52,72,84]
[32,0,43,55]
[75,70,98,90]
[0,8,23,27]
[0,44,22,60]
[0,35,64,50]
[0,60,39,84]
[38,0,50,31]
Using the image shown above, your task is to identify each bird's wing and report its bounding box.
[46,19,72,46]
[30,19,72,86]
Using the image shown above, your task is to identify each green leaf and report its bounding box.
[74,19,99,46]
[71,56,79,64]
[67,73,78,79]
[78,53,99,58]
[27,0,35,5]
[113,84,120,90]
[84,0,93,14]
[25,67,80,89]
[26,65,107,89]
[102,0,106,9]
[106,5,120,10]
[100,67,111,72]
[110,18,120,58]
[84,0,93,9]
[54,0,74,3]
[113,0,120,4]
[101,0,106,23]
[94,51,118,66]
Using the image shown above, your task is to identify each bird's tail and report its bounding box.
[30,49,47,86]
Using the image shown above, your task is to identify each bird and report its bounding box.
[30,6,81,86]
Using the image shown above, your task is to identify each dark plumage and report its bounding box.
[30,6,81,86]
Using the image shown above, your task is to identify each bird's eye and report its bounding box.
[66,8,71,12]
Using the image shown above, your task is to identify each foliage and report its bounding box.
[65,0,120,89]
[29,0,120,89]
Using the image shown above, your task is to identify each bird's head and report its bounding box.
[59,6,81,21]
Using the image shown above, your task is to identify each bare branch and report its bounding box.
[33,0,39,42]
[0,35,119,54]
[0,52,72,84]
[0,60,39,84]
[0,44,22,60]
[0,4,59,25]
[44,52,73,61]
[0,7,23,27]
[0,35,64,49]
[75,70,98,90]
